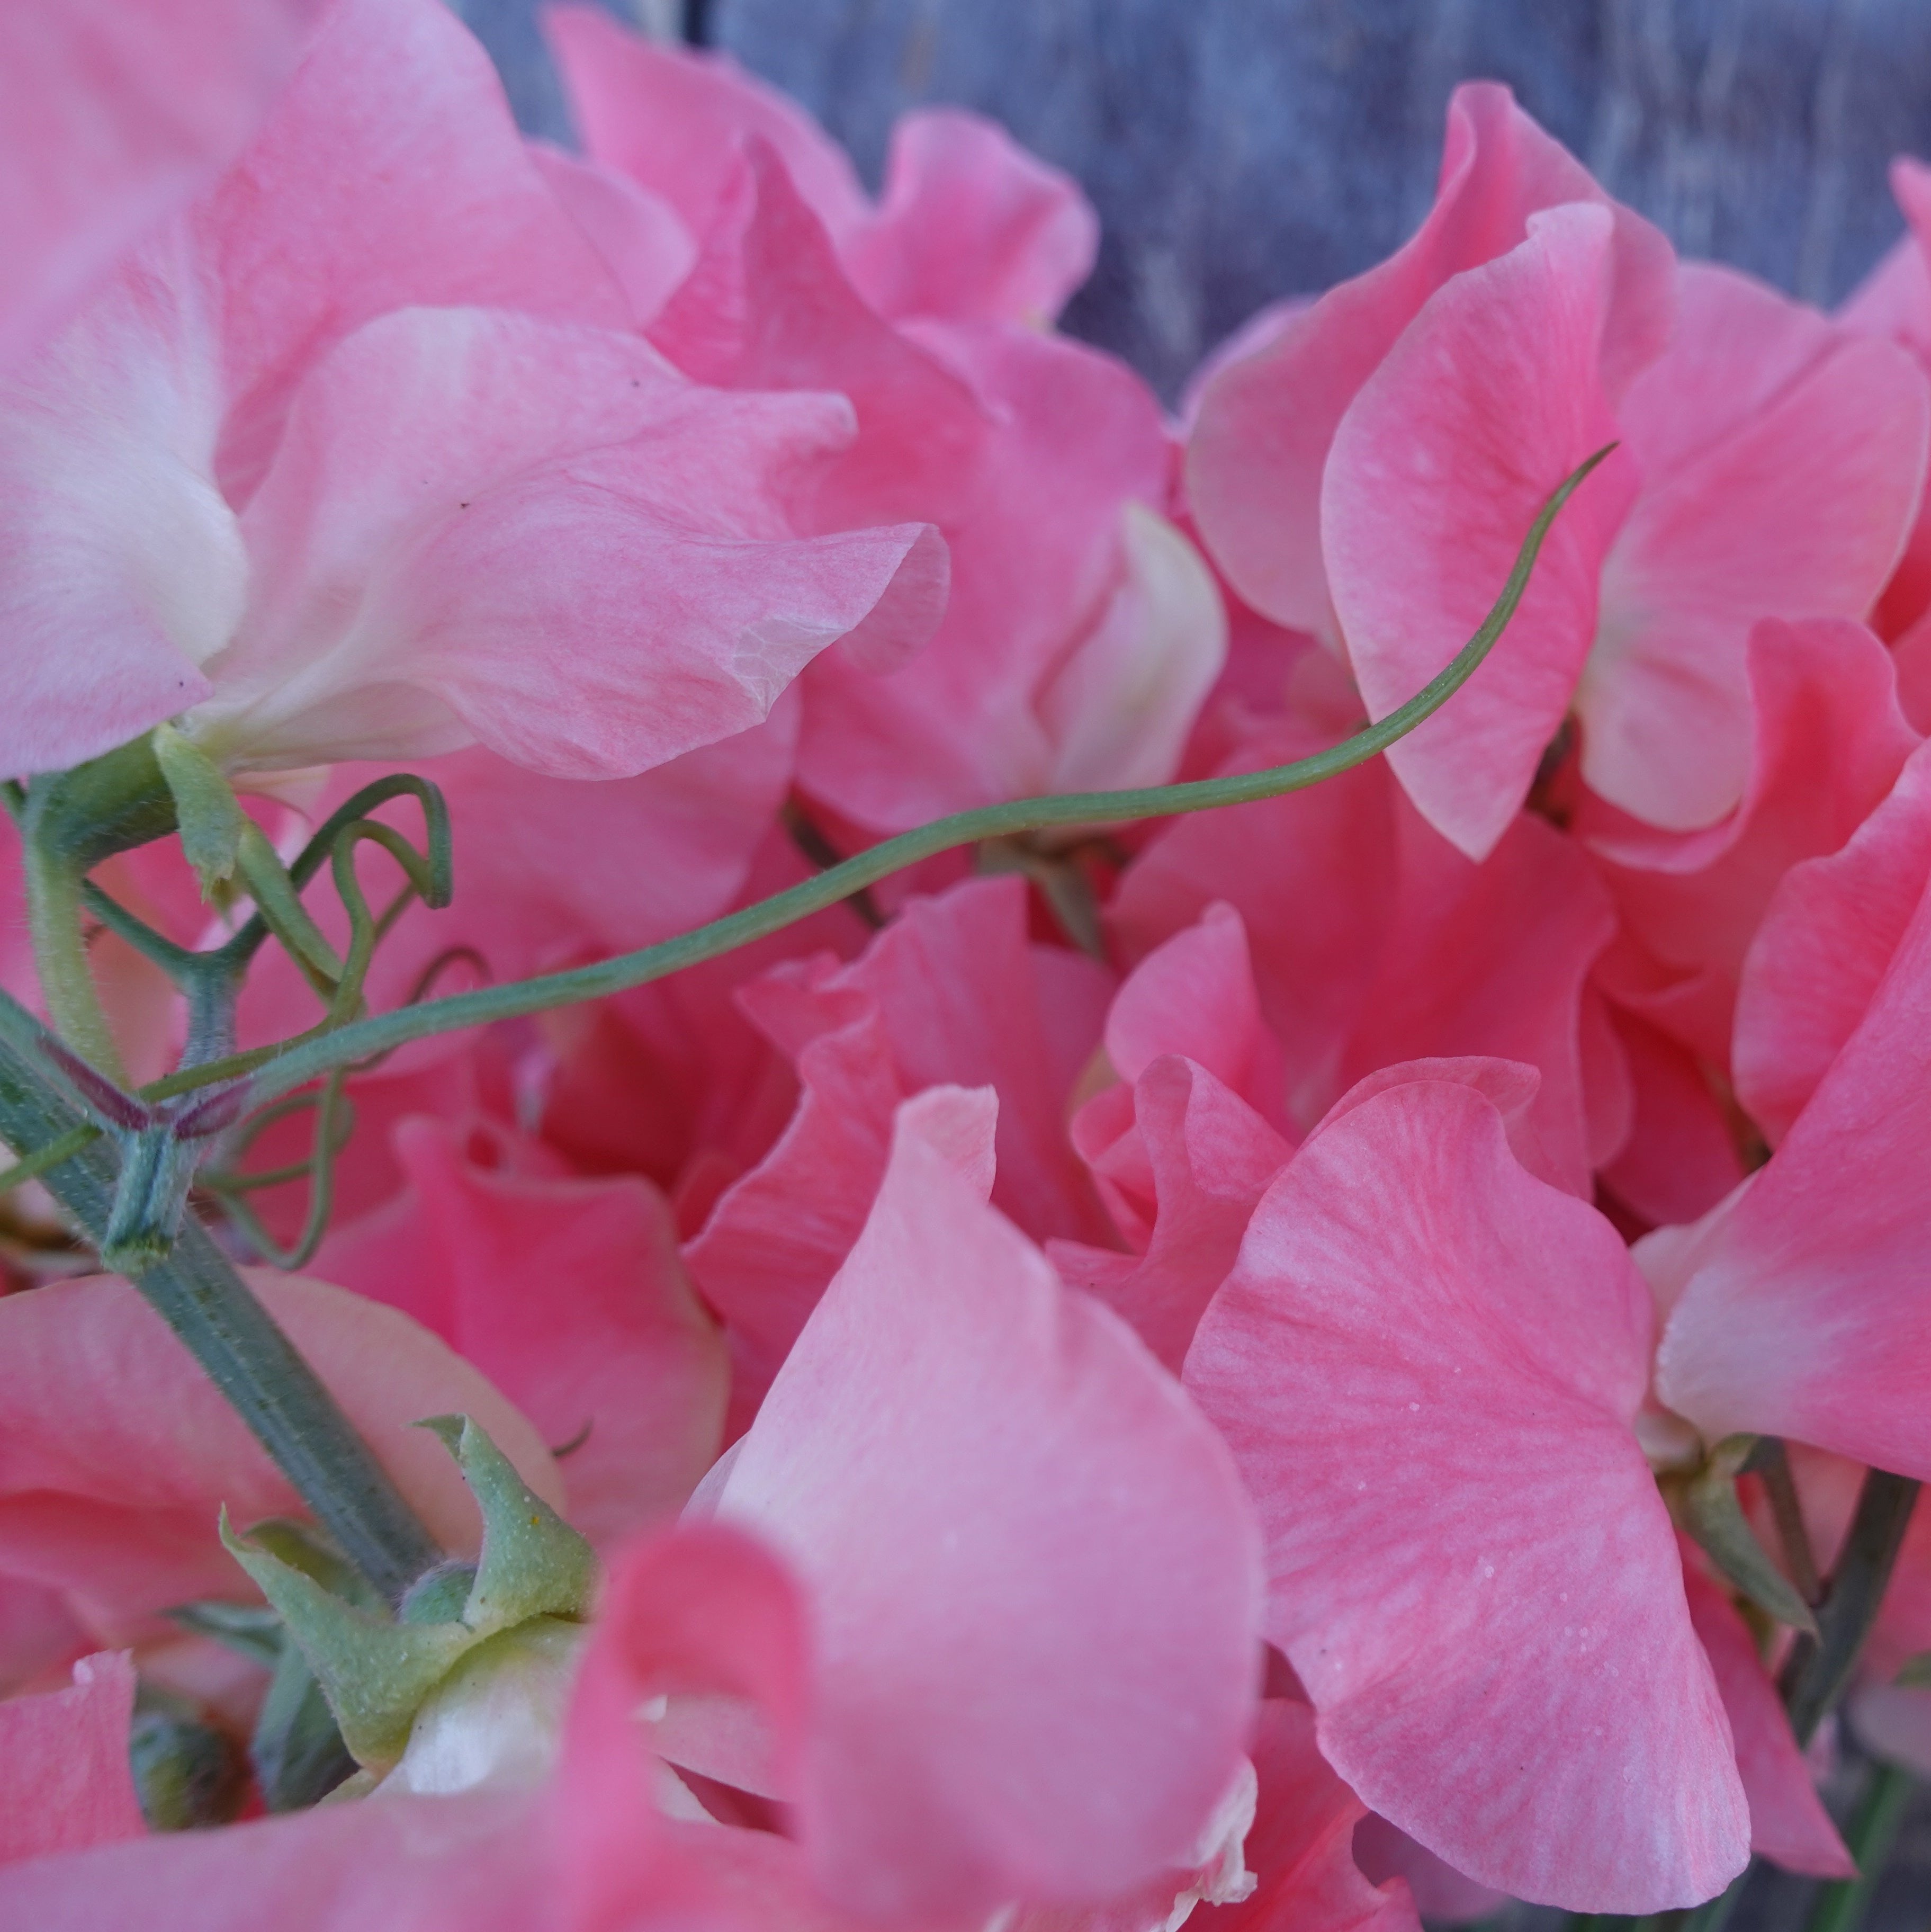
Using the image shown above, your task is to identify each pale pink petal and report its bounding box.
[1324,203,1635,861]
[528,141,697,328]
[0,1786,545,1932]
[717,1088,1262,1921]
[0,1652,146,1864]
[192,304,943,775]
[1582,616,1918,1071]
[1681,1557,1853,1877]
[1185,1074,1748,1909]
[546,7,869,254]
[1582,268,1928,829]
[1657,876,1931,1479]
[843,108,1099,325]
[1734,739,1931,1144]
[0,1273,560,1631]
[1037,504,1230,795]
[315,1118,728,1544]
[0,0,322,368]
[204,0,627,498]
[1187,81,1670,640]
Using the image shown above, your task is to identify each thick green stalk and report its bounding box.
[139,446,1614,1116]
[0,1008,440,1602]
[1780,1471,1921,1747]
[1802,1763,1913,1932]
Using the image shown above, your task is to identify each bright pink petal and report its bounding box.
[843,108,1099,325]
[1582,267,1928,829]
[1596,1009,1745,1229]
[1110,714,1400,1119]
[716,1087,1262,1922]
[1680,1557,1853,1878]
[1187,81,1670,641]
[1102,904,1288,1129]
[1581,616,1918,1070]
[0,0,321,368]
[1340,802,1618,1196]
[546,7,869,255]
[1734,739,1931,1143]
[1059,1054,1293,1372]
[1185,1074,1748,1909]
[316,1118,728,1545]
[1197,1702,1420,1932]
[0,1273,560,1633]
[0,1652,146,1864]
[688,876,1113,1425]
[1657,874,1931,1480]
[1325,203,1635,860]
[794,316,1172,824]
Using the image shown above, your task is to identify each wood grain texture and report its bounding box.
[703,0,1931,395]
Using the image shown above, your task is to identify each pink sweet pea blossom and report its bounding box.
[0,0,942,782]
[1188,83,1928,859]
[0,1651,147,1864]
[545,12,1225,830]
[1,0,324,369]
[0,1092,1263,1931]
[1182,987,1931,1903]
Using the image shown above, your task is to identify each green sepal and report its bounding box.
[252,1639,358,1812]
[152,723,247,898]
[221,1509,473,1769]
[220,1420,594,1774]
[167,1600,285,1670]
[1678,1434,1820,1638]
[417,1415,594,1634]
[1894,1651,1931,1689]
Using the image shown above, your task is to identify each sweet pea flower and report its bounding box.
[0,1090,1264,1932]
[544,12,1227,831]
[1180,955,1931,1904]
[1,0,324,368]
[0,1651,147,1865]
[0,0,943,783]
[1187,83,1928,859]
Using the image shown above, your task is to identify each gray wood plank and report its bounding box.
[708,0,1931,397]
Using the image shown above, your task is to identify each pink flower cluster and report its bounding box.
[5,2,1931,1926]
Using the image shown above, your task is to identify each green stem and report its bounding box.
[1780,1471,1920,1747]
[134,446,1612,1116]
[21,837,128,1083]
[1802,1763,1913,1932]
[0,1000,439,1602]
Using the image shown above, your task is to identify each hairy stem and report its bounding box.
[0,1006,439,1601]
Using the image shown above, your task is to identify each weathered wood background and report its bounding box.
[453,0,1931,397]
[447,1,1931,1921]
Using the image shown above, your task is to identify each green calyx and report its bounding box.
[152,724,247,898]
[222,1415,595,1772]
[1670,1433,1820,1638]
